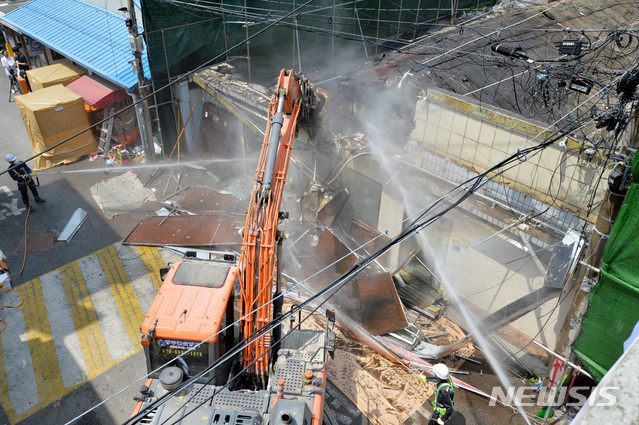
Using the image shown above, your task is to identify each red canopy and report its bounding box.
[66,75,129,109]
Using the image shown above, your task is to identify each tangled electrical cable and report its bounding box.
[391,1,639,149]
[486,29,639,131]
[115,27,624,423]
[12,1,637,423]
[117,113,590,425]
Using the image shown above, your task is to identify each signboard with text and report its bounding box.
[28,39,43,56]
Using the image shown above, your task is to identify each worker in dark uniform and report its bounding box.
[430,363,455,425]
[13,47,31,92]
[5,154,45,210]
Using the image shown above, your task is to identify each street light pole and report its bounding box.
[125,0,155,162]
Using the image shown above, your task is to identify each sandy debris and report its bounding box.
[297,303,474,425]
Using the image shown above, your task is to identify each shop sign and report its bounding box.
[28,39,44,56]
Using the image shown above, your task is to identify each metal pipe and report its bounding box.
[413,0,422,41]
[397,0,403,38]
[471,213,534,249]
[375,0,381,55]
[455,354,481,365]
[331,0,336,69]
[261,92,286,197]
[162,184,192,202]
[244,0,251,82]
[578,260,601,274]
[354,6,368,57]
[532,340,593,380]
[158,199,185,227]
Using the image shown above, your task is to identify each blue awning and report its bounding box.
[0,0,151,91]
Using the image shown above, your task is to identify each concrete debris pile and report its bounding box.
[333,132,368,155]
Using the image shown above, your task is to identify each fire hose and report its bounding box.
[18,172,39,186]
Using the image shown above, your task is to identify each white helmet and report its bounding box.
[433,363,450,379]
[5,154,17,163]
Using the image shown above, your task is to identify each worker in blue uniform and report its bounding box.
[5,154,45,210]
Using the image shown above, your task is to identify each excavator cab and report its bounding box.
[139,256,238,387]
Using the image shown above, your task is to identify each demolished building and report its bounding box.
[117,0,639,423]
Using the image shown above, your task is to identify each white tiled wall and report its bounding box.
[410,90,606,227]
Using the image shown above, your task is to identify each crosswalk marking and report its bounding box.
[116,243,159,315]
[61,260,117,378]
[0,330,14,420]
[22,278,66,410]
[79,254,135,360]
[96,245,145,347]
[0,244,179,424]
[40,271,88,388]
[1,287,39,416]
[136,245,166,292]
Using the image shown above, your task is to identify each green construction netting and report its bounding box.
[141,0,493,149]
[142,0,492,83]
[572,183,639,381]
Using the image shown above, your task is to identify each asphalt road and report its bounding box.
[0,73,171,425]
[0,77,134,285]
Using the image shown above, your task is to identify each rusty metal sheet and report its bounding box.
[339,272,408,336]
[308,228,407,336]
[350,218,392,254]
[178,187,241,215]
[25,231,56,253]
[123,215,242,247]
[315,229,357,282]
[317,189,350,228]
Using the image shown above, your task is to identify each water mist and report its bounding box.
[363,123,533,425]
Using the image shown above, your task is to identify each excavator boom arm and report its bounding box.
[239,69,303,376]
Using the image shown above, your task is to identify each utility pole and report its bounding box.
[554,108,639,373]
[124,0,155,162]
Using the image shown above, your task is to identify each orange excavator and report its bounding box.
[129,70,333,425]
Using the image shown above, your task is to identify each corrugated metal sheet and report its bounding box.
[0,0,150,91]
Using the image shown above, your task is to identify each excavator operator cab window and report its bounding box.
[148,338,212,382]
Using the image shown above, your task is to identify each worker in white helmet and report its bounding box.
[430,363,455,425]
[5,154,45,210]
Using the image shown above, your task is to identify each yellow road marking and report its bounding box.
[21,278,65,414]
[0,245,166,424]
[61,261,117,377]
[97,245,145,346]
[136,246,166,291]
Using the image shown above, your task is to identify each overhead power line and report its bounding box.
[59,1,639,423]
